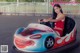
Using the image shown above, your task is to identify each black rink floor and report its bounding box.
[0,15,80,53]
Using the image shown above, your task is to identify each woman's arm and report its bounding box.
[49,14,65,22]
[38,17,53,22]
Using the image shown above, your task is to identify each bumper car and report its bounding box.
[13,17,76,52]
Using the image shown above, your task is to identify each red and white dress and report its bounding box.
[54,19,65,37]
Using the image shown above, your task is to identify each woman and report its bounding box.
[38,4,65,36]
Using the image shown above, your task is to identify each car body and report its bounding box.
[13,17,76,52]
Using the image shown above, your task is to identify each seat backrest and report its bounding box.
[63,16,75,36]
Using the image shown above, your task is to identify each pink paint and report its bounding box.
[50,2,80,6]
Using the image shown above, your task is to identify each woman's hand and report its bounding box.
[42,17,52,22]
[38,19,49,22]
[38,19,44,23]
[38,19,42,23]
[43,19,49,22]
[47,17,52,20]
[38,17,52,23]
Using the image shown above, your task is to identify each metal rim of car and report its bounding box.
[45,36,54,49]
